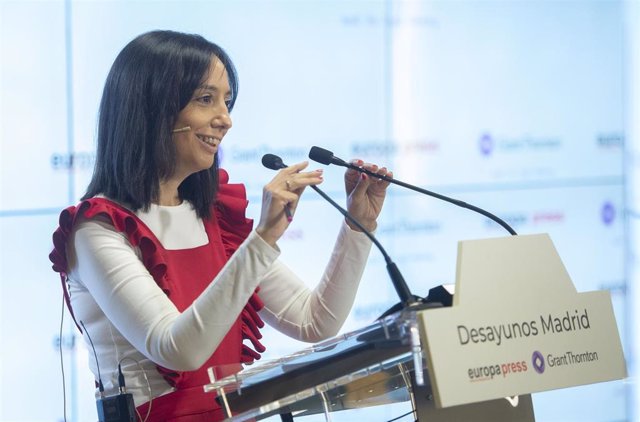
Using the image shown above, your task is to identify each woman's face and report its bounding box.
[171,57,232,180]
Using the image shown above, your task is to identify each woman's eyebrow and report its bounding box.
[196,85,231,96]
[197,85,218,92]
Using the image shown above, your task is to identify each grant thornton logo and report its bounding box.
[479,133,494,156]
[601,202,615,226]
[532,351,545,374]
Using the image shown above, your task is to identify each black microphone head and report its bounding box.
[262,153,287,170]
[309,146,337,166]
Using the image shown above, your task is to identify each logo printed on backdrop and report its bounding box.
[532,351,545,374]
[484,213,527,230]
[476,132,561,156]
[228,145,306,164]
[596,133,624,149]
[350,139,441,159]
[601,202,616,225]
[479,133,494,156]
[50,152,95,170]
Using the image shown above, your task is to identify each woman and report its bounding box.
[50,30,391,421]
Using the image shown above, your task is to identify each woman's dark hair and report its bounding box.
[83,30,238,219]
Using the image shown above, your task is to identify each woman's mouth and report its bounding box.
[196,135,219,147]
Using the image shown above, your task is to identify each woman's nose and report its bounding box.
[212,108,232,130]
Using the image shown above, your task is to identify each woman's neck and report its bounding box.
[158,178,183,206]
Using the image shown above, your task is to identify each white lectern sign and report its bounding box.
[419,234,626,408]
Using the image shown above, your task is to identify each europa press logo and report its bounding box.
[479,132,494,156]
[532,351,545,374]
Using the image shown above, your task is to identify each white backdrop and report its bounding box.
[0,1,633,421]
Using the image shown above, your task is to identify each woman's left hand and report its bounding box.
[344,159,392,232]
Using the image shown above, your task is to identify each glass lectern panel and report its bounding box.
[204,311,424,421]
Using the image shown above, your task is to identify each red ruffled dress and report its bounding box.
[49,170,266,421]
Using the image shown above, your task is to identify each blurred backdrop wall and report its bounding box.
[0,0,637,421]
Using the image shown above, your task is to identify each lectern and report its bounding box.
[204,309,535,421]
[204,234,626,421]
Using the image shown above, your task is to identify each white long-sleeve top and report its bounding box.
[65,201,372,406]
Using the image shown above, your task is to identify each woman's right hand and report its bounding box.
[255,161,323,247]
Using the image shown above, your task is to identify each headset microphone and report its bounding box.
[172,126,191,133]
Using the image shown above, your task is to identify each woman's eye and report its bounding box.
[195,95,214,105]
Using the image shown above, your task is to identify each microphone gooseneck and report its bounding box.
[261,153,417,307]
[262,154,294,222]
[308,146,517,236]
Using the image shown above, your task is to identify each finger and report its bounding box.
[282,170,323,192]
[294,169,324,183]
[360,163,389,186]
[278,188,309,216]
[345,167,361,182]
[374,167,393,188]
[345,158,364,177]
[283,161,309,174]
[359,162,390,181]
[350,172,371,199]
[277,190,300,206]
[266,190,299,219]
[360,162,379,173]
[383,170,393,187]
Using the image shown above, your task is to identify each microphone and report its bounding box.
[261,153,286,170]
[308,146,517,236]
[261,153,418,308]
[172,126,191,133]
[261,154,293,222]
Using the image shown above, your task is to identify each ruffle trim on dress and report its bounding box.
[50,169,267,364]
[49,198,171,292]
[215,169,253,259]
[49,198,170,332]
[215,169,266,364]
